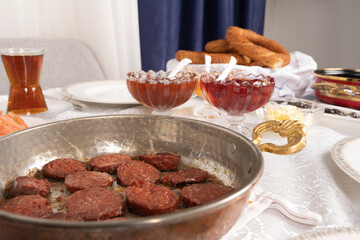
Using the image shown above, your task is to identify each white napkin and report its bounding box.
[228,186,322,229]
[166,51,317,98]
[221,186,322,239]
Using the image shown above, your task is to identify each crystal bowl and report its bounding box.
[200,71,275,116]
[256,98,324,128]
[126,70,197,112]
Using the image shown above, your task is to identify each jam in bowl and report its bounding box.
[200,71,275,116]
[127,70,197,113]
[200,70,275,136]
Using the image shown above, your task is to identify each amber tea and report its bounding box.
[1,49,48,114]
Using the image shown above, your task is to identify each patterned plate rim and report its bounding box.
[331,136,360,183]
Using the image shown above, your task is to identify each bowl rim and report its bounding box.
[0,114,264,229]
[314,68,360,83]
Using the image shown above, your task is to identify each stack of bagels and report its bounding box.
[175,26,290,68]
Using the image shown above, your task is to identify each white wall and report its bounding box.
[0,0,141,80]
[264,0,360,69]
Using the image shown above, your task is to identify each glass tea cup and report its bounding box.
[1,49,48,115]
[126,70,197,114]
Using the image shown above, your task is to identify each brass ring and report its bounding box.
[252,120,307,155]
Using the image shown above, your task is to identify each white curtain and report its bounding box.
[0,0,142,79]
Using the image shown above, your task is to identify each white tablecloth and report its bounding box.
[1,88,360,239]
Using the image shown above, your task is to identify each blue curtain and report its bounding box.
[138,0,266,71]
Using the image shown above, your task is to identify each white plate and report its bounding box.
[331,136,360,183]
[292,227,360,240]
[62,80,139,105]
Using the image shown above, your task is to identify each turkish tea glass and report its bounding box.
[1,49,48,115]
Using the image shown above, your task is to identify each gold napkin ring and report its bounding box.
[251,120,307,155]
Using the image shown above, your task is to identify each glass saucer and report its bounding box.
[33,99,73,118]
[0,98,73,118]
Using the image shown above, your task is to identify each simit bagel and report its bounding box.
[226,26,290,68]
[204,39,233,53]
[175,50,251,65]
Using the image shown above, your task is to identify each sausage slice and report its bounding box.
[64,171,113,193]
[180,183,235,207]
[139,153,180,170]
[42,158,87,179]
[7,176,50,197]
[161,168,209,185]
[90,154,131,173]
[65,187,125,221]
[117,160,160,186]
[125,181,179,216]
[0,195,52,218]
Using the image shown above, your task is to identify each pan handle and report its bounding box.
[251,120,307,155]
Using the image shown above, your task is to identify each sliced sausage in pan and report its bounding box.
[90,154,131,173]
[180,183,234,207]
[117,160,160,186]
[7,176,50,197]
[42,158,87,180]
[126,181,179,216]
[161,168,209,185]
[0,195,52,218]
[139,152,180,170]
[65,187,125,221]
[64,171,113,193]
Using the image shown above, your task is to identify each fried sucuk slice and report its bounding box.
[0,195,52,218]
[180,183,235,207]
[64,171,113,193]
[125,181,179,216]
[139,152,181,170]
[65,187,125,221]
[90,153,131,173]
[48,212,83,221]
[160,168,209,185]
[42,158,87,180]
[7,176,50,197]
[117,160,160,186]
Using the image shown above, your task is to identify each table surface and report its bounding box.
[1,88,360,240]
